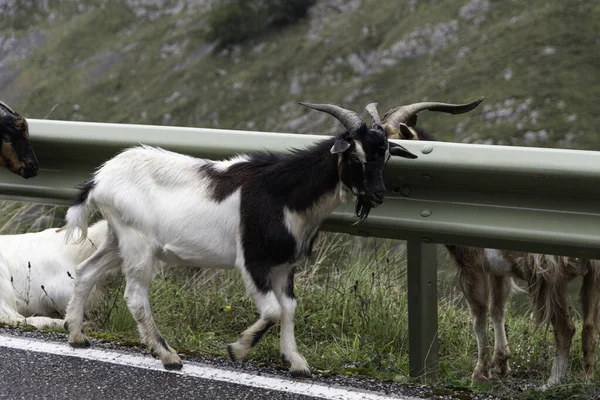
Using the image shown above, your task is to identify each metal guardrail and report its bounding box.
[2,119,600,379]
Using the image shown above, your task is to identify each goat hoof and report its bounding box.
[69,338,91,348]
[290,368,312,379]
[68,330,91,348]
[163,361,183,371]
[490,364,510,379]
[227,344,236,361]
[471,371,489,383]
[227,342,247,362]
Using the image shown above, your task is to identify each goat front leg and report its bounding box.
[272,266,310,378]
[545,280,575,388]
[458,266,490,381]
[581,264,600,380]
[489,275,512,378]
[227,267,281,363]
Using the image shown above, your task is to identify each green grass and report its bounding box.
[1,200,599,399]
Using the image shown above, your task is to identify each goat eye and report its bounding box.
[349,154,361,163]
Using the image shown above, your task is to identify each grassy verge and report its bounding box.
[1,200,599,399]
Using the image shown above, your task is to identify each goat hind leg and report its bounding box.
[545,280,575,388]
[65,233,120,348]
[272,266,310,378]
[489,275,512,378]
[227,267,281,363]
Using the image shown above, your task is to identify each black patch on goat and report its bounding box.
[286,267,296,299]
[251,321,275,348]
[200,137,341,292]
[199,130,389,293]
[156,332,171,351]
[72,179,96,207]
[201,136,340,210]
[413,126,441,142]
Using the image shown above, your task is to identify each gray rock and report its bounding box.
[305,0,362,42]
[541,46,556,55]
[522,129,549,145]
[164,92,181,104]
[0,30,47,69]
[346,52,370,75]
[125,0,209,21]
[290,76,302,95]
[459,0,489,21]
[388,20,459,61]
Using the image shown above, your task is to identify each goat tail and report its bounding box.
[524,254,572,328]
[65,179,97,245]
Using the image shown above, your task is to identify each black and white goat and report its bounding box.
[0,101,39,178]
[63,102,418,377]
[375,98,600,387]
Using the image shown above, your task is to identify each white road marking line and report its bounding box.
[0,334,418,400]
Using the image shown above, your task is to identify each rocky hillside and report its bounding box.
[1,0,599,149]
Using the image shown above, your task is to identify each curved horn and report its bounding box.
[382,97,485,128]
[0,101,17,116]
[365,102,382,127]
[299,102,366,134]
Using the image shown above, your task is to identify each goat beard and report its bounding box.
[354,194,372,224]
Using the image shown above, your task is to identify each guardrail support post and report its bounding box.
[407,239,438,381]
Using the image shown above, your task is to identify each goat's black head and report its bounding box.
[0,101,39,178]
[299,102,417,222]
[380,97,485,142]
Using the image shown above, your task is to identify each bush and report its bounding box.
[206,0,316,48]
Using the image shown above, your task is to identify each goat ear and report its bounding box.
[330,138,351,154]
[389,142,418,159]
[399,123,416,140]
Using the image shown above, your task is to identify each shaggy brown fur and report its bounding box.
[385,116,600,387]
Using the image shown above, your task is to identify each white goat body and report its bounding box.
[0,220,110,329]
[81,148,245,269]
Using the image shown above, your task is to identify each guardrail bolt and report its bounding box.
[399,185,411,197]
[421,144,433,154]
[421,174,433,181]
[420,209,432,217]
[421,237,433,243]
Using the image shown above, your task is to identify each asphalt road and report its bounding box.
[0,346,318,400]
[0,333,420,400]
[0,327,514,400]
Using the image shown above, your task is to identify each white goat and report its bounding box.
[62,102,418,377]
[0,220,110,330]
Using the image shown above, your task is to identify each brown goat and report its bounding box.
[0,101,39,178]
[370,98,600,387]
